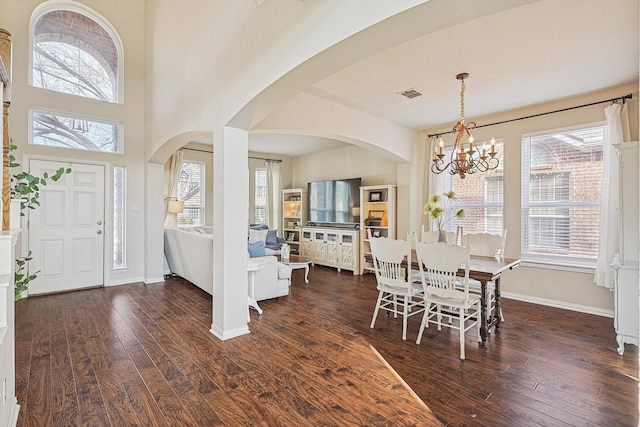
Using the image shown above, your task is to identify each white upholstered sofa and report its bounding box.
[164,228,291,300]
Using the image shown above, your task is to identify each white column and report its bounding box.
[210,126,250,339]
[145,162,165,283]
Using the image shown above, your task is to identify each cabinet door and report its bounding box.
[325,232,338,266]
[301,240,313,258]
[339,233,355,269]
[313,231,326,262]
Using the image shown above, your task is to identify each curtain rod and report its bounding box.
[179,146,282,163]
[427,93,633,138]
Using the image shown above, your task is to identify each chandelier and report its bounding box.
[431,73,499,179]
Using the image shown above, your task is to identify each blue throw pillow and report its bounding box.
[248,240,266,258]
[266,229,278,245]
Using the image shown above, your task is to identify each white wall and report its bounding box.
[292,145,400,188]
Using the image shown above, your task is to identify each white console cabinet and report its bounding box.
[301,227,360,274]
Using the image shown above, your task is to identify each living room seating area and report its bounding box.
[164,227,291,300]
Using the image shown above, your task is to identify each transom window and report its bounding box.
[31,109,121,153]
[521,124,605,268]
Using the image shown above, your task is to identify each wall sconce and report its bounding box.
[352,207,360,217]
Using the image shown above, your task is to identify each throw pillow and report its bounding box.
[266,229,279,245]
[249,228,268,244]
[248,241,266,258]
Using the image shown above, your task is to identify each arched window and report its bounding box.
[31,3,123,103]
[29,2,123,153]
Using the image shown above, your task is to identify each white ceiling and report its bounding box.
[249,0,639,157]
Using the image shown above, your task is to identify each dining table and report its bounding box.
[366,252,521,346]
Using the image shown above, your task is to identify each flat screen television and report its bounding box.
[307,177,361,224]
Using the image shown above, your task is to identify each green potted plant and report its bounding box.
[9,142,71,216]
[8,141,71,299]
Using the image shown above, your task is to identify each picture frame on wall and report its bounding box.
[369,191,383,202]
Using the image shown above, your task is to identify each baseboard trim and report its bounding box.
[501,292,614,318]
[105,277,144,287]
[144,276,166,285]
[8,399,19,427]
[210,324,250,340]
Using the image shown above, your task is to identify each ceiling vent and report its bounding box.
[398,88,422,99]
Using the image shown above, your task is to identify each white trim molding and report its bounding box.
[501,292,614,318]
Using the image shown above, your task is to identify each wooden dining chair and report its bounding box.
[368,229,424,340]
[413,235,481,360]
[463,230,507,322]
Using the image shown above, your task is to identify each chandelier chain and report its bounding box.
[460,79,465,122]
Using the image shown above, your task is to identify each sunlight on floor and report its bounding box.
[368,344,434,413]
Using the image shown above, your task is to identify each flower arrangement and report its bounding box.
[423,190,465,231]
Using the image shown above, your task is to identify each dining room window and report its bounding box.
[521,124,605,268]
[445,139,505,235]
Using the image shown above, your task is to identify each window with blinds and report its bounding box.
[177,161,205,227]
[447,140,505,235]
[521,124,605,268]
[254,168,267,224]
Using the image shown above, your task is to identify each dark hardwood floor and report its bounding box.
[15,266,638,426]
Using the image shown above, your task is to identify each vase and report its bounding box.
[437,230,447,243]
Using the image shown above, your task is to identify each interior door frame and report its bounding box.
[22,154,112,287]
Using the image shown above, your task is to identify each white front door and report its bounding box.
[28,160,105,295]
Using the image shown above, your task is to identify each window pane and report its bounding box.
[444,140,505,235]
[521,125,605,267]
[32,110,120,153]
[177,161,205,227]
[254,168,267,224]
[113,166,126,269]
[33,10,118,102]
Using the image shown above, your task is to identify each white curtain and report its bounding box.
[265,160,280,230]
[426,138,450,232]
[594,103,625,288]
[163,150,184,228]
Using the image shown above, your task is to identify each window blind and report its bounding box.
[521,125,605,268]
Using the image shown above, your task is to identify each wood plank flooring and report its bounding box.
[15,266,638,426]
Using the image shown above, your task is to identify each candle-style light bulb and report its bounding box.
[490,137,496,154]
[438,137,444,155]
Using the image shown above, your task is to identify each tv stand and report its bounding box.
[300,225,360,274]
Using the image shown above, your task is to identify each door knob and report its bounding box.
[97,220,102,225]
[97,230,102,234]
